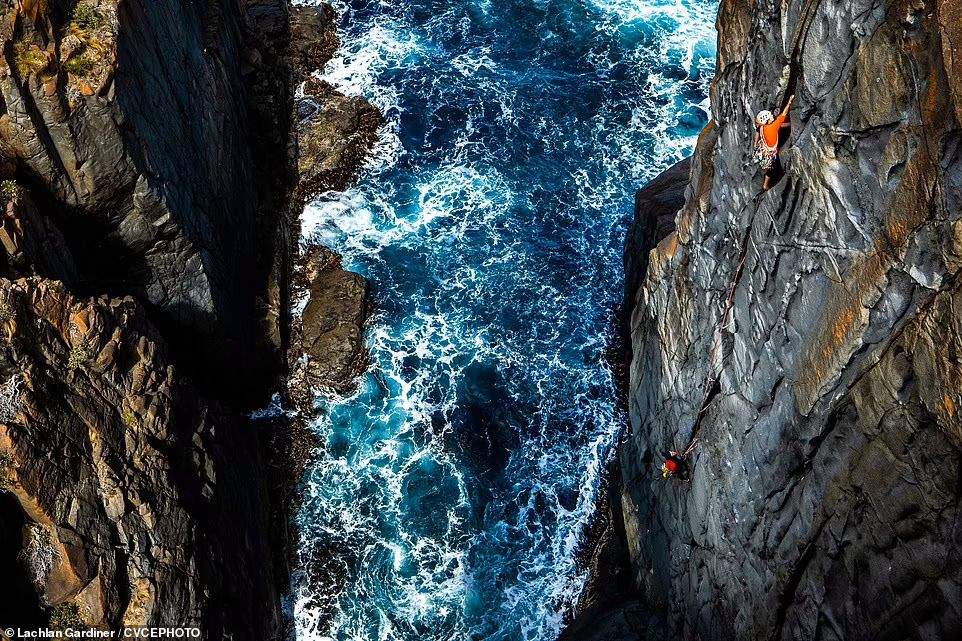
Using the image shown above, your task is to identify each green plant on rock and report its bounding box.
[71,3,103,31]
[121,406,138,429]
[13,41,49,77]
[49,602,84,631]
[0,179,19,203]
[67,342,91,371]
[64,52,95,77]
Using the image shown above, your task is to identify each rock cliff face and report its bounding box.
[0,0,381,634]
[0,277,279,636]
[0,0,295,403]
[0,0,331,637]
[605,0,962,639]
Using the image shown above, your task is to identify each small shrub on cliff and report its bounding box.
[67,342,91,371]
[0,179,19,203]
[13,41,50,77]
[121,406,138,429]
[49,602,84,631]
[0,374,21,423]
[71,3,103,31]
[64,53,95,77]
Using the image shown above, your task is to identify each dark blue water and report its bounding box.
[294,1,716,639]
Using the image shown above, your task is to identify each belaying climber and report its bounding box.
[661,450,684,479]
[660,438,699,480]
[754,94,794,191]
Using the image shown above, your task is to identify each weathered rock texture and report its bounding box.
[0,0,296,403]
[295,245,368,392]
[611,0,962,639]
[0,278,279,637]
[290,2,339,81]
[297,76,383,202]
[623,157,688,309]
[0,186,79,284]
[291,5,382,206]
[288,4,376,394]
[0,0,304,636]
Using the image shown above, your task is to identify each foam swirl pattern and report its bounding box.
[294,1,716,639]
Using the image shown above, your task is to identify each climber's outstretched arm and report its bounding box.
[780,94,795,117]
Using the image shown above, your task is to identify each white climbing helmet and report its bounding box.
[755,110,775,125]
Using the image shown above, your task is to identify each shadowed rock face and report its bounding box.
[0,0,302,635]
[561,159,690,641]
[0,0,295,404]
[0,2,380,632]
[612,0,962,639]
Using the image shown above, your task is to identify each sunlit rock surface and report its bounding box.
[0,277,280,636]
[611,0,962,639]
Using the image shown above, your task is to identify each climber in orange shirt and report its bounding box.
[754,94,794,191]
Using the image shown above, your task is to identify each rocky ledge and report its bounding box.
[286,2,379,400]
[292,1,382,205]
[571,0,962,639]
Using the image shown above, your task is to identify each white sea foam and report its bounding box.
[293,1,718,640]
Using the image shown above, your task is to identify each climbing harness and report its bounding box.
[754,130,779,171]
[661,439,700,480]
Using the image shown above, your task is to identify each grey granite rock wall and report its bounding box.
[615,0,962,639]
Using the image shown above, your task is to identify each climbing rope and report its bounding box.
[659,1,818,481]
[662,197,761,480]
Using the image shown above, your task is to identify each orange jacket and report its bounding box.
[761,112,787,147]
